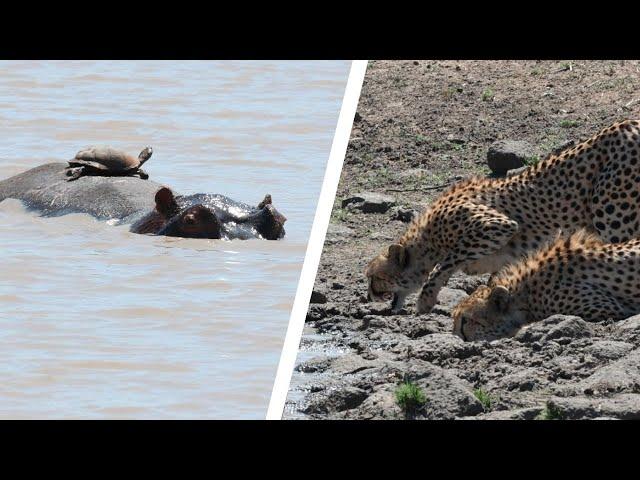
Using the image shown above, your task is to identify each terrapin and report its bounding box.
[66,146,153,181]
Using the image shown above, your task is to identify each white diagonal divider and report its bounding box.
[266,60,368,419]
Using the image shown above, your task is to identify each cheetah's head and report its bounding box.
[452,285,528,341]
[365,243,418,311]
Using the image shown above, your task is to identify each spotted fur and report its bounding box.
[366,120,640,314]
[451,230,640,341]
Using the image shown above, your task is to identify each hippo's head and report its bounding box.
[154,187,222,239]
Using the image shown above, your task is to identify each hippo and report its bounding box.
[130,187,286,240]
[0,162,286,240]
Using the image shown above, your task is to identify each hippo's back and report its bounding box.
[0,162,163,220]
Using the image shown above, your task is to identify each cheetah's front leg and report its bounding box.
[416,259,457,314]
[416,205,519,314]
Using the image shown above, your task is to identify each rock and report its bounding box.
[355,386,404,420]
[447,273,491,294]
[547,394,640,420]
[342,194,365,208]
[354,111,362,122]
[342,192,396,214]
[397,318,443,339]
[572,350,640,396]
[515,315,590,343]
[464,407,543,420]
[369,231,395,241]
[328,355,384,376]
[617,314,640,335]
[395,168,431,180]
[408,363,484,419]
[446,134,465,144]
[543,316,593,342]
[549,355,588,380]
[407,333,483,362]
[432,287,468,315]
[390,206,417,223]
[303,386,369,415]
[486,140,537,174]
[296,358,332,373]
[324,224,353,244]
[496,368,544,392]
[506,166,529,178]
[584,341,634,361]
[514,318,560,343]
[309,290,328,304]
[306,303,342,322]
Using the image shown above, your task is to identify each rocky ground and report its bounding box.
[283,60,640,420]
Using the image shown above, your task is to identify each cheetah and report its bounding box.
[366,119,640,314]
[451,230,640,341]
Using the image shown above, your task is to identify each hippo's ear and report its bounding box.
[155,187,178,216]
[489,285,510,313]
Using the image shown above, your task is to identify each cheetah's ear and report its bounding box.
[387,244,408,269]
[489,285,510,313]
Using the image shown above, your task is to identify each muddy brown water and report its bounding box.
[0,60,350,418]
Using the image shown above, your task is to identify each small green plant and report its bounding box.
[430,140,446,151]
[473,388,493,410]
[536,404,565,420]
[395,380,427,414]
[481,88,495,101]
[530,67,542,76]
[442,87,457,99]
[415,133,428,145]
[361,152,374,163]
[331,208,349,223]
[559,61,572,71]
[524,155,540,166]
[392,76,408,88]
[559,119,579,128]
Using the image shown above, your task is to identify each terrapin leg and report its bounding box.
[136,169,149,180]
[66,167,84,181]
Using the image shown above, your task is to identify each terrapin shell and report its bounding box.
[69,146,143,172]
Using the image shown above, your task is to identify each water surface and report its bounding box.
[0,60,350,418]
